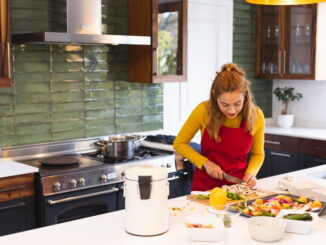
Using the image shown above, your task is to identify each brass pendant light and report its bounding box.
[246,0,325,5]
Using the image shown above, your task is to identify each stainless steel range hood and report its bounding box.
[12,32,150,45]
[12,0,150,46]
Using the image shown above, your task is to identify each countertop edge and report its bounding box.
[0,159,38,178]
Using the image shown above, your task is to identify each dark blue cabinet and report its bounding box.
[0,196,35,236]
[269,151,299,176]
[258,134,326,179]
[258,134,299,179]
[0,173,36,236]
[168,167,193,199]
[299,154,326,169]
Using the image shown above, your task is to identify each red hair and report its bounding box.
[206,63,257,142]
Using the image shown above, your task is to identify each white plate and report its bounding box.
[185,216,225,242]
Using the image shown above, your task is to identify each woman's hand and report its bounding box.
[243,173,257,187]
[203,160,224,179]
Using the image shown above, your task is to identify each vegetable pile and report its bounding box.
[236,195,322,217]
[196,191,244,201]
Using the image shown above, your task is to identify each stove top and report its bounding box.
[3,137,177,196]
[21,146,174,176]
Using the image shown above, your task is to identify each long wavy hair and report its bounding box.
[206,63,257,142]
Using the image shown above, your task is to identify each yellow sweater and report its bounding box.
[173,101,265,176]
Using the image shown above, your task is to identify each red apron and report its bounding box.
[192,121,253,191]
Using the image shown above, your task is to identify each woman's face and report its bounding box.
[217,91,244,119]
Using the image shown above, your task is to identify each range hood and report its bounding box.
[12,0,150,46]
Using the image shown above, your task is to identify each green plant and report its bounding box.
[273,87,303,115]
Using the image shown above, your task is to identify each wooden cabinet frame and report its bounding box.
[255,4,317,80]
[128,0,187,83]
[0,0,12,87]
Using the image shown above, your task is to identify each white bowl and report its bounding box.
[185,216,225,242]
[276,209,316,234]
[247,216,286,242]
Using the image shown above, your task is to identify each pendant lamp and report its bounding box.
[246,0,325,5]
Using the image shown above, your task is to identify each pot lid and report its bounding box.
[125,165,168,181]
[39,156,80,166]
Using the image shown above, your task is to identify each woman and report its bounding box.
[173,63,265,191]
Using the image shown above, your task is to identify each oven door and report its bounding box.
[40,184,119,226]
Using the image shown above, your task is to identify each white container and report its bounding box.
[309,187,326,202]
[276,209,316,234]
[124,165,169,236]
[284,180,323,197]
[278,114,294,128]
[247,216,286,242]
[185,216,225,242]
[67,0,102,34]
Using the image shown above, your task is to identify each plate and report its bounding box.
[231,193,325,218]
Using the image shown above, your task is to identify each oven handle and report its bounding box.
[47,187,119,205]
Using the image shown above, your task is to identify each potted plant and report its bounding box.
[273,87,303,128]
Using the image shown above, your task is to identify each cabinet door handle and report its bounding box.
[47,187,119,205]
[278,50,282,74]
[7,42,11,79]
[265,140,281,145]
[315,146,326,151]
[270,152,291,158]
[0,202,25,211]
[0,184,25,193]
[314,158,326,164]
[168,175,179,181]
[283,50,286,74]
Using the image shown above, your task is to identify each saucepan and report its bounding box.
[95,135,146,161]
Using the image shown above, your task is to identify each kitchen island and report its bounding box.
[1,165,326,244]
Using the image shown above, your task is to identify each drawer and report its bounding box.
[300,138,326,158]
[264,134,299,153]
[0,174,34,202]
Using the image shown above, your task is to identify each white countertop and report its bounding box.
[1,165,326,244]
[265,126,326,141]
[0,158,38,178]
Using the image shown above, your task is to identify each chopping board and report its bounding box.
[187,188,276,206]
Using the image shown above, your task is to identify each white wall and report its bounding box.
[163,0,233,135]
[273,79,326,128]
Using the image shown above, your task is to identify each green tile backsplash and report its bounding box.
[233,0,272,117]
[0,0,272,148]
[0,0,163,147]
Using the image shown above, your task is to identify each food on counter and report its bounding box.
[194,190,244,201]
[171,207,183,211]
[196,194,210,199]
[236,194,323,217]
[186,223,214,228]
[227,191,244,200]
[222,183,258,197]
[283,213,313,221]
[296,196,308,204]
[209,187,227,207]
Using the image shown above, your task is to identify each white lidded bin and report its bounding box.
[124,165,169,236]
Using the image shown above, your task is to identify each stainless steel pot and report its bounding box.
[95,135,146,161]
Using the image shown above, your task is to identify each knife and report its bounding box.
[222,173,244,184]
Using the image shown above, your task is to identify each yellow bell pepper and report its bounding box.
[209,187,227,209]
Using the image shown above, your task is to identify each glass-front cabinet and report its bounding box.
[256,4,316,79]
[128,0,187,83]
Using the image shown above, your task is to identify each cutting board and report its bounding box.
[187,189,276,206]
